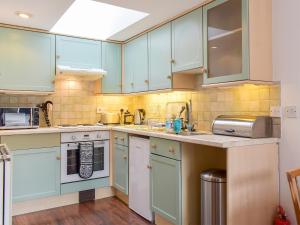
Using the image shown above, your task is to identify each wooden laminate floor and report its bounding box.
[13,197,153,225]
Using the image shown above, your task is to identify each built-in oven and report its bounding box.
[61,131,109,184]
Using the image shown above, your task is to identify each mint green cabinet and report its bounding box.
[113,131,129,147]
[56,35,101,69]
[113,144,128,194]
[171,8,203,73]
[0,27,55,91]
[123,34,148,93]
[150,137,181,160]
[150,154,182,225]
[123,42,134,93]
[203,0,249,84]
[12,147,60,202]
[101,42,122,93]
[148,23,172,90]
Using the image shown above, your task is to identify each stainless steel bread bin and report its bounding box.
[212,115,272,138]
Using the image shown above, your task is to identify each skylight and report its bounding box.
[50,0,149,40]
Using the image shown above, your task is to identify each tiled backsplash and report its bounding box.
[0,80,280,131]
[130,84,280,131]
[0,80,132,126]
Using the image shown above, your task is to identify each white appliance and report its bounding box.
[0,144,12,225]
[129,136,153,221]
[61,131,109,183]
[56,65,107,81]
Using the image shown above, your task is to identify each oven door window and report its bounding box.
[93,146,104,171]
[66,144,105,175]
[67,149,79,175]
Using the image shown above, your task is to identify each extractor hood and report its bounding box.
[56,65,107,81]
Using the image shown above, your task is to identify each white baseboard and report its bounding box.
[13,187,114,216]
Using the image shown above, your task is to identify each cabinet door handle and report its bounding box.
[167,75,172,80]
[123,155,127,159]
[56,55,60,59]
[131,82,134,86]
[56,156,61,160]
[151,144,157,149]
[114,136,118,140]
[120,137,125,141]
[169,147,175,154]
[144,80,149,83]
[147,165,152,169]
[171,59,175,64]
[199,67,207,74]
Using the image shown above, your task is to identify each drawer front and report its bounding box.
[113,131,128,146]
[1,133,60,150]
[150,137,181,160]
[61,177,109,195]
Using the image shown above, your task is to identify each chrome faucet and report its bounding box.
[185,99,195,131]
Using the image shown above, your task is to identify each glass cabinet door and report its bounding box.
[203,0,249,84]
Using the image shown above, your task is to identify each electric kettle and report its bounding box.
[134,109,146,125]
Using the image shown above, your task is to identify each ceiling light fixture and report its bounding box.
[50,0,149,40]
[15,11,32,19]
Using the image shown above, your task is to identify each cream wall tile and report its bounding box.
[0,80,280,130]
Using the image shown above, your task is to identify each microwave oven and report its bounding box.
[0,107,39,129]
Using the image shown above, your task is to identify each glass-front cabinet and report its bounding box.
[203,0,249,84]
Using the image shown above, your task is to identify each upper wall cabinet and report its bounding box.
[101,42,122,94]
[56,35,101,69]
[0,27,55,92]
[203,0,272,85]
[124,42,134,93]
[123,34,148,93]
[171,8,203,73]
[203,0,248,84]
[148,23,172,91]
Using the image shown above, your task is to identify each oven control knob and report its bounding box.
[71,135,77,140]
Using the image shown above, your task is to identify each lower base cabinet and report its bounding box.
[12,147,61,202]
[150,137,182,225]
[113,144,129,195]
[150,154,182,225]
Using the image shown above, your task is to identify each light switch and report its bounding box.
[285,106,297,118]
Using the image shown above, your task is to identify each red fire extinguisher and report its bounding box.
[274,206,291,225]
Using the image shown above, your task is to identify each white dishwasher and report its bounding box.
[129,136,153,222]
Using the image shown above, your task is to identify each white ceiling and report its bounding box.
[0,0,207,41]
[0,0,74,30]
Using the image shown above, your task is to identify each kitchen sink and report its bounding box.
[165,131,211,136]
[123,125,211,136]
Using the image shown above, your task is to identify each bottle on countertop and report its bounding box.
[120,108,124,125]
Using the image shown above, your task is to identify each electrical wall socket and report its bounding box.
[96,107,102,114]
[285,106,297,118]
[270,106,282,117]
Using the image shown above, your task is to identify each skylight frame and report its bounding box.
[50,0,149,40]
